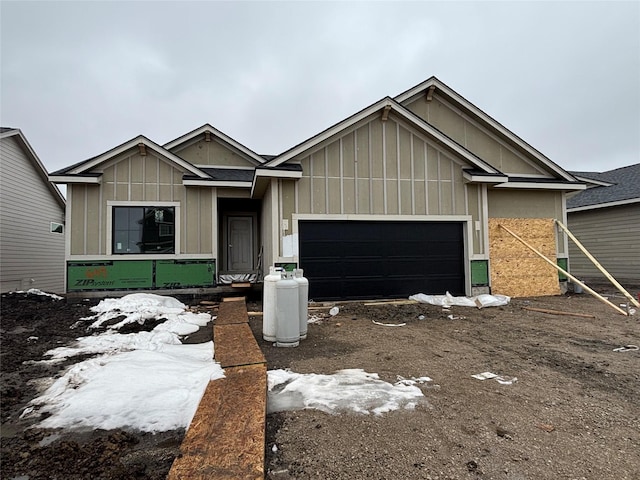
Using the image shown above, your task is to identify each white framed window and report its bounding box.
[50,222,64,234]
[112,206,176,254]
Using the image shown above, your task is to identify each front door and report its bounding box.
[227,215,254,271]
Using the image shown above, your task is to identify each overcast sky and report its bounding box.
[2,1,638,177]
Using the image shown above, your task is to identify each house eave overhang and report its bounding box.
[251,166,303,198]
[49,174,102,184]
[567,197,640,213]
[394,77,578,183]
[163,124,265,166]
[463,171,509,184]
[493,181,586,191]
[183,179,252,188]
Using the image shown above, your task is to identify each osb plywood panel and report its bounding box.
[168,364,267,480]
[214,323,266,368]
[489,218,561,297]
[216,299,248,325]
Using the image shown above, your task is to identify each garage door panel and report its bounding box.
[299,220,464,300]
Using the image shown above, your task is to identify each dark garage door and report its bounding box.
[298,220,465,301]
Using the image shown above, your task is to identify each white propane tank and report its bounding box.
[262,266,281,342]
[276,271,300,347]
[294,268,309,340]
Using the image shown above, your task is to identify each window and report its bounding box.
[50,222,64,234]
[112,206,175,254]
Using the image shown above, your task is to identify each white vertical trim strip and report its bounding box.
[382,121,387,214]
[324,148,329,213]
[424,140,428,214]
[98,182,103,254]
[271,179,279,260]
[368,123,373,214]
[396,122,401,213]
[410,133,415,215]
[451,162,456,213]
[212,188,218,261]
[437,151,442,215]
[354,129,359,214]
[339,137,344,214]
[482,184,489,257]
[309,153,314,214]
[83,186,88,255]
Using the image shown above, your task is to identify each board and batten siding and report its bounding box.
[0,135,65,293]
[567,204,640,282]
[404,94,553,177]
[171,139,254,167]
[68,151,215,257]
[289,113,484,252]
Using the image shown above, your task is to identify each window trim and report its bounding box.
[107,201,180,256]
[50,222,64,234]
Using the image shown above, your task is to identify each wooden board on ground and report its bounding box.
[215,299,249,325]
[167,363,267,480]
[222,296,246,302]
[214,323,266,368]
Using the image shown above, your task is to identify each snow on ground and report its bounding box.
[267,369,428,415]
[15,288,63,300]
[23,293,432,434]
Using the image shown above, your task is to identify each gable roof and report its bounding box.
[163,123,266,166]
[395,76,578,183]
[0,128,66,208]
[50,135,210,181]
[567,164,640,211]
[264,96,504,178]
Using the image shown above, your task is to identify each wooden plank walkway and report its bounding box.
[168,298,266,480]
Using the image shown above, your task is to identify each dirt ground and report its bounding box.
[2,285,639,479]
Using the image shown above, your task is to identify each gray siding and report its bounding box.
[567,204,640,282]
[0,136,65,293]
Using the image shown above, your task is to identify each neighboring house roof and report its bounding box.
[567,163,640,211]
[0,128,66,208]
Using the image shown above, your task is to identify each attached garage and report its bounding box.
[298,220,465,300]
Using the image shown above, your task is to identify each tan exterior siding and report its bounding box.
[261,180,275,268]
[69,151,215,257]
[405,95,548,176]
[295,116,469,219]
[0,135,65,293]
[567,204,640,281]
[172,139,255,167]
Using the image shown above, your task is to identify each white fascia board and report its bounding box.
[69,136,208,178]
[567,197,640,212]
[164,124,265,165]
[49,175,102,184]
[395,77,576,183]
[266,98,396,167]
[493,181,586,191]
[572,175,614,187]
[463,171,509,184]
[254,169,303,179]
[183,179,252,188]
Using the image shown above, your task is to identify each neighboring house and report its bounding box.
[566,164,640,284]
[50,77,585,300]
[0,128,66,293]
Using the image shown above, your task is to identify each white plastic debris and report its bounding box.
[410,292,510,308]
[372,320,406,327]
[471,372,498,380]
[272,444,278,453]
[329,306,339,316]
[418,315,425,320]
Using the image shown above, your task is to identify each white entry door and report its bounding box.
[227,215,254,271]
